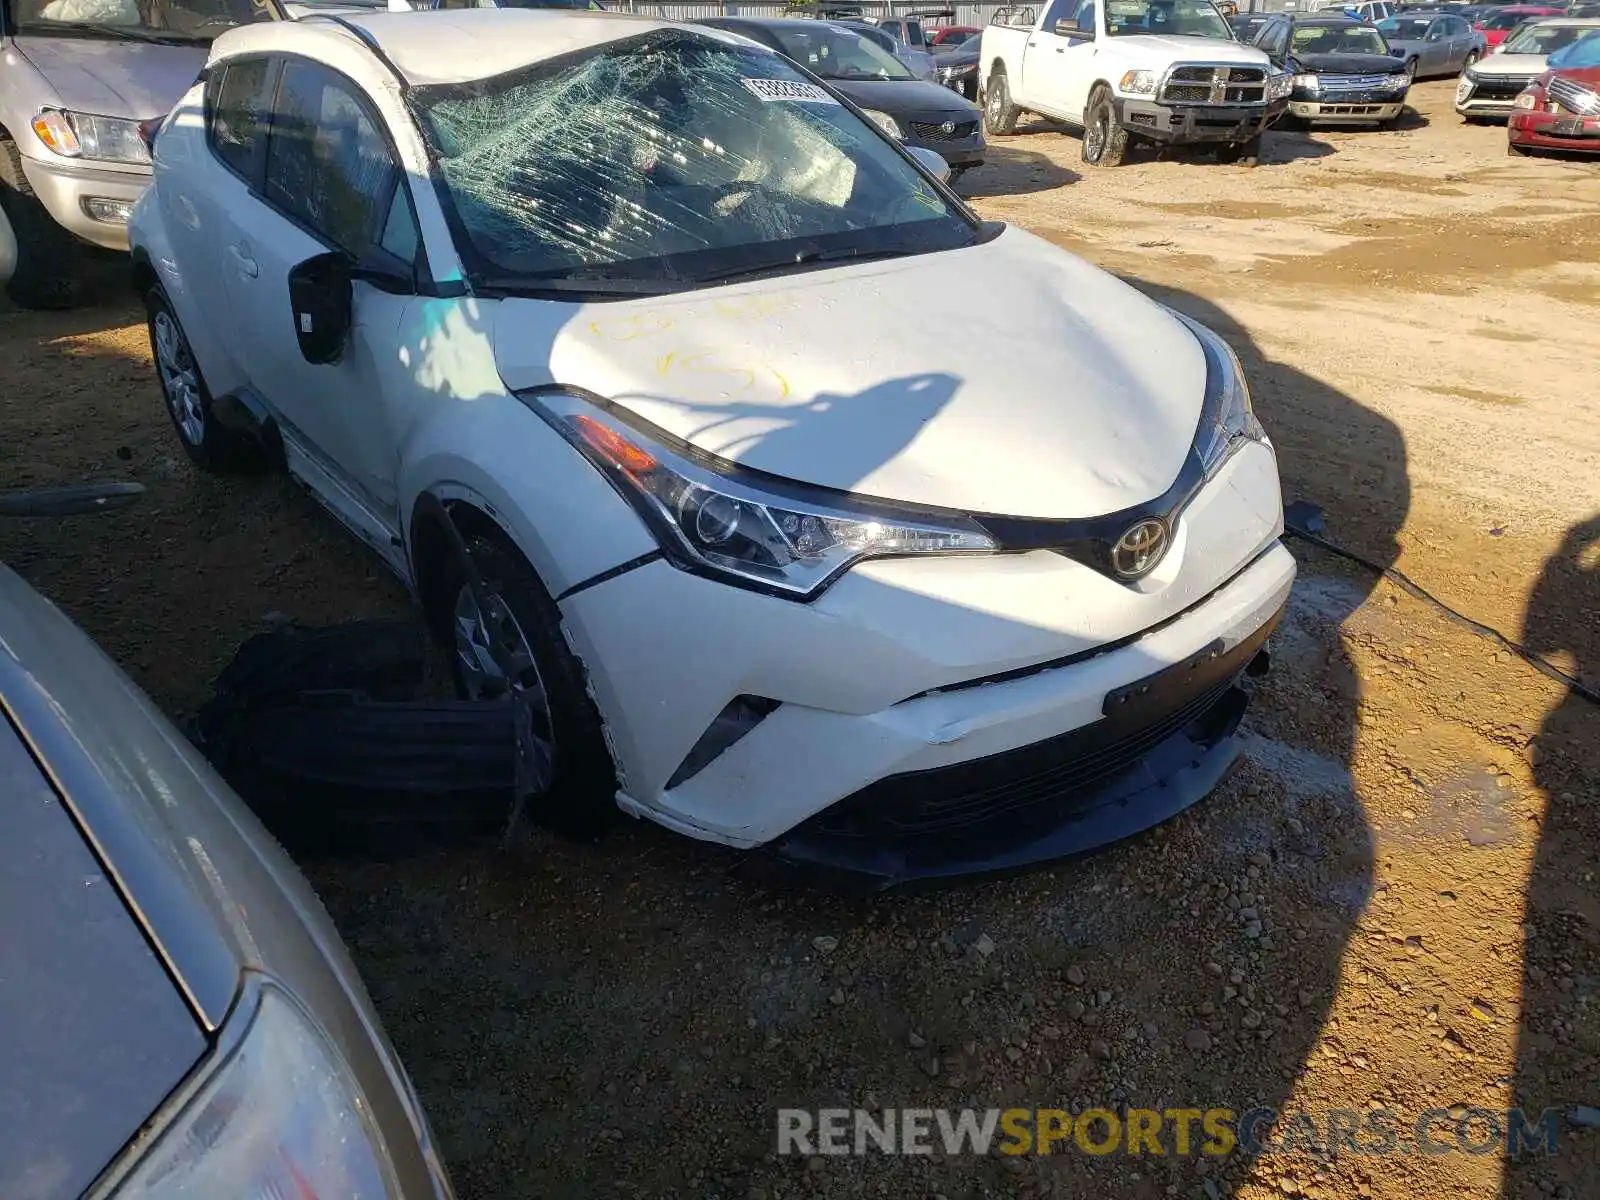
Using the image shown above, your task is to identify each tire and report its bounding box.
[0,139,85,310]
[984,68,1021,136]
[1217,134,1261,166]
[1403,57,1419,82]
[1463,51,1479,71]
[144,285,260,473]
[1081,86,1129,167]
[444,532,619,840]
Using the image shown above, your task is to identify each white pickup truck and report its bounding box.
[979,0,1292,165]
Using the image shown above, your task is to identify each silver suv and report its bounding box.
[0,0,282,308]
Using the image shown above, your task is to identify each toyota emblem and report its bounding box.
[1111,518,1170,580]
[940,121,957,134]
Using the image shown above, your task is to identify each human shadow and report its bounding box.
[1503,514,1600,1200]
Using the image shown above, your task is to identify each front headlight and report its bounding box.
[1293,73,1321,95]
[530,391,996,599]
[1269,72,1296,100]
[110,984,406,1198]
[1169,312,1266,474]
[31,108,151,165]
[1513,89,1538,109]
[938,63,978,80]
[1120,69,1160,95]
[859,107,904,139]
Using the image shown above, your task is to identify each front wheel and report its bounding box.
[1081,87,1129,167]
[1463,51,1479,71]
[145,286,260,473]
[984,69,1021,136]
[446,532,619,840]
[1217,134,1262,166]
[1403,57,1419,82]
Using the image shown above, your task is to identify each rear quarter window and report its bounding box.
[207,57,274,181]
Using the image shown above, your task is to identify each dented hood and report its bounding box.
[491,226,1206,520]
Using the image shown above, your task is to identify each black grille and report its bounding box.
[1168,65,1216,83]
[908,119,979,141]
[1471,74,1534,99]
[802,613,1280,844]
[1161,66,1266,105]
[1165,83,1213,102]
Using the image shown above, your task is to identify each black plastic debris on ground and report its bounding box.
[192,619,545,855]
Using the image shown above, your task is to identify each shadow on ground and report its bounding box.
[958,140,1082,198]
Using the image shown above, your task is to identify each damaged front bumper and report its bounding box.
[1112,96,1287,143]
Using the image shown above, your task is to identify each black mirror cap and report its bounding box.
[288,251,353,366]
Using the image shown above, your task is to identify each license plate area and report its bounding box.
[1553,117,1588,136]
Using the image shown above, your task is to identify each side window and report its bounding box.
[1041,0,1080,33]
[207,57,273,182]
[1073,0,1098,31]
[263,60,402,258]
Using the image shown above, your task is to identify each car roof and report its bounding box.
[218,9,691,85]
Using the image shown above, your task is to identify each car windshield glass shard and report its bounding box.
[1103,0,1232,39]
[408,30,972,292]
[10,0,273,41]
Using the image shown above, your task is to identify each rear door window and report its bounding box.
[207,57,275,183]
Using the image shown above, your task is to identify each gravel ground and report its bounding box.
[2,81,1598,1200]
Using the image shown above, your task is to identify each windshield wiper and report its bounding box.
[474,273,683,299]
[30,21,196,43]
[683,245,923,288]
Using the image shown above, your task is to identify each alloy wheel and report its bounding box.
[153,310,205,446]
[454,582,555,763]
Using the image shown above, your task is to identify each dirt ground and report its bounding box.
[3,80,1599,1200]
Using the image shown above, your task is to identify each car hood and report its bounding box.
[1548,64,1600,84]
[1110,34,1271,63]
[0,696,205,1200]
[1295,51,1410,74]
[14,36,206,118]
[1475,51,1550,72]
[491,226,1206,520]
[828,76,981,117]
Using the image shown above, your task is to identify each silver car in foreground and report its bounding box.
[0,488,452,1199]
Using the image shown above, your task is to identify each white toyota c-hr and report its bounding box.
[130,8,1296,888]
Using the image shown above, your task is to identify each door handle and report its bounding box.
[1027,38,1037,45]
[226,242,258,279]
[1056,45,1065,52]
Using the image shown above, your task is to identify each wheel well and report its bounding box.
[989,58,1007,78]
[131,251,157,299]
[409,496,517,641]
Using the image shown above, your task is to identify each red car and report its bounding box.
[1508,57,1600,155]
[1476,5,1565,47]
[927,24,981,46]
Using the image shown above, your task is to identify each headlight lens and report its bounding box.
[1169,311,1266,474]
[938,62,978,82]
[1513,89,1537,109]
[32,108,151,165]
[1269,72,1296,100]
[859,107,904,138]
[531,391,997,599]
[1293,73,1321,95]
[112,984,403,1198]
[1120,69,1159,95]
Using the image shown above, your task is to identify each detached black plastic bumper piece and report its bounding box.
[1114,97,1287,143]
[766,606,1283,892]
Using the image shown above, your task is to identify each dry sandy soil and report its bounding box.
[2,81,1598,1200]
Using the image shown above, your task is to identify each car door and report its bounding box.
[1424,17,1451,71]
[1023,0,1093,120]
[1447,16,1475,66]
[217,57,422,567]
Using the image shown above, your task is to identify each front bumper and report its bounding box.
[1509,108,1600,151]
[1455,76,1535,119]
[1289,97,1405,123]
[559,440,1293,855]
[18,153,150,251]
[1112,96,1287,143]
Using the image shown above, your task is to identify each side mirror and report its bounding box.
[288,251,352,365]
[905,144,952,183]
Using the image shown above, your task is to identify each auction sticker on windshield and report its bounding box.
[742,78,841,104]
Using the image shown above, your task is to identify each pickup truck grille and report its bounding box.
[1549,76,1600,116]
[1160,65,1268,106]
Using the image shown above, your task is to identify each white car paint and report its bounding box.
[130,9,1294,858]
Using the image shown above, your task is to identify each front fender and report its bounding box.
[398,392,658,599]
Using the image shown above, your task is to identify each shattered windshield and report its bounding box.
[8,0,275,42]
[409,31,973,294]
[768,24,917,80]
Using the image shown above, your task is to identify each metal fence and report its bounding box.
[605,0,1300,21]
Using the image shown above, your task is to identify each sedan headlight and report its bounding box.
[1169,311,1266,474]
[859,107,904,139]
[1293,73,1321,95]
[1120,69,1160,95]
[31,107,151,165]
[1269,71,1296,100]
[531,391,996,599]
[111,984,406,1197]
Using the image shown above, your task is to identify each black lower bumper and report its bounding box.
[1113,97,1287,143]
[760,605,1284,892]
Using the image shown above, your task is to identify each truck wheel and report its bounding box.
[0,140,85,310]
[1217,135,1262,166]
[984,69,1021,136]
[1081,87,1129,167]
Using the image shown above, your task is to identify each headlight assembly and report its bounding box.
[31,108,151,166]
[530,390,997,599]
[1513,90,1537,110]
[1269,72,1296,100]
[1293,73,1321,96]
[859,107,904,139]
[1169,311,1266,476]
[1120,69,1159,95]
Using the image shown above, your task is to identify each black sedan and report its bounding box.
[694,16,985,175]
[1252,13,1414,127]
[933,35,980,101]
